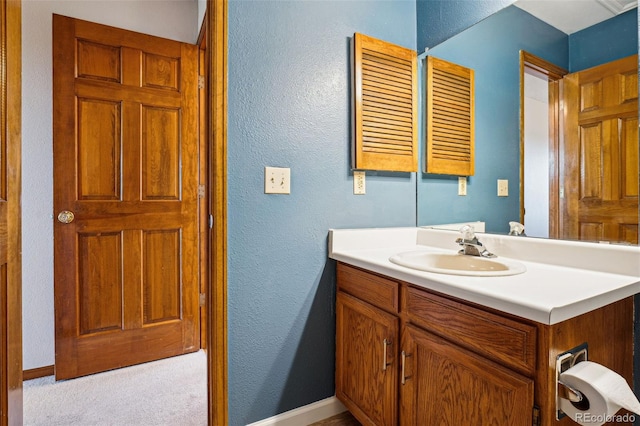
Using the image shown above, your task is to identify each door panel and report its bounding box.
[143,229,181,323]
[78,232,123,335]
[77,99,122,200]
[142,107,181,200]
[53,14,199,380]
[561,55,638,243]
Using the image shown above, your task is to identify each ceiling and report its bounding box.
[514,0,637,34]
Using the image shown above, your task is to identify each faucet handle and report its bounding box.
[459,224,476,241]
[509,221,526,236]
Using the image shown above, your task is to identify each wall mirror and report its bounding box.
[416,0,639,245]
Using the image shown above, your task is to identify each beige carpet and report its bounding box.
[23,350,207,426]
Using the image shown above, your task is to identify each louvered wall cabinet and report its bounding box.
[425,56,475,176]
[352,33,418,172]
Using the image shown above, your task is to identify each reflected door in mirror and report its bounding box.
[561,55,638,244]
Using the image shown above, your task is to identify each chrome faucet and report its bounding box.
[456,225,496,258]
[508,221,526,236]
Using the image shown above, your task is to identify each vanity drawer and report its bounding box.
[406,286,536,375]
[337,263,399,314]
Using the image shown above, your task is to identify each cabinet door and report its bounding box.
[336,291,399,426]
[400,325,534,426]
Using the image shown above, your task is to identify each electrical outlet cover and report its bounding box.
[354,171,366,195]
[458,176,467,196]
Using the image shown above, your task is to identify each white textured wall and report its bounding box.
[198,0,206,33]
[523,72,550,239]
[22,0,199,370]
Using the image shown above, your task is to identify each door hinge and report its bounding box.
[198,184,206,199]
[198,75,205,89]
[199,293,206,307]
[532,406,541,426]
[209,214,214,229]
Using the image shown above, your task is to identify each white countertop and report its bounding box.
[329,227,640,325]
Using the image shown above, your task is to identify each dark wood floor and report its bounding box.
[308,411,361,426]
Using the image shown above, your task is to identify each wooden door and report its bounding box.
[336,292,399,426]
[399,325,533,426]
[53,15,200,380]
[561,55,638,243]
[0,0,22,423]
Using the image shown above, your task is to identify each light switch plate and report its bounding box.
[265,167,290,194]
[497,179,508,197]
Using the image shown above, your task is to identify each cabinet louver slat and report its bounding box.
[352,33,418,172]
[426,56,475,175]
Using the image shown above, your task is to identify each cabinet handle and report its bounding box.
[382,338,392,371]
[401,350,412,385]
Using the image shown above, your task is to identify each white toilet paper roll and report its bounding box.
[559,361,640,426]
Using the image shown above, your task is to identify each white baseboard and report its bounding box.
[247,396,347,426]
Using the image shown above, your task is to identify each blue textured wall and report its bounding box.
[416,0,515,51]
[417,6,567,232]
[227,1,416,423]
[569,9,637,72]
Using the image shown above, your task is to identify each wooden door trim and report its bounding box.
[0,0,22,424]
[519,51,567,238]
[197,16,208,351]
[206,0,228,424]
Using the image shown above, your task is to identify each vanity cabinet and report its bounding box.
[335,262,634,426]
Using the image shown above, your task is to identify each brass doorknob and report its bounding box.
[57,211,75,224]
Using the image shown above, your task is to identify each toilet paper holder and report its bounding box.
[556,343,588,420]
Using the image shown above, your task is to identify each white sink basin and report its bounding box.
[389,251,527,277]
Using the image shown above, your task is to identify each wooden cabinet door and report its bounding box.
[400,325,534,426]
[336,292,399,426]
[52,15,200,379]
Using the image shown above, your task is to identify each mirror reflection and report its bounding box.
[416,0,639,245]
